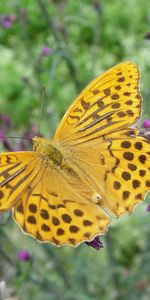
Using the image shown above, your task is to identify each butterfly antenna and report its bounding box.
[0,136,32,141]
[38,86,45,137]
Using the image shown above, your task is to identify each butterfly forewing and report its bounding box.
[54,62,141,145]
[0,152,38,211]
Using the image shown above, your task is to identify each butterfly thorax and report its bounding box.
[33,137,64,166]
[32,137,103,198]
[32,136,79,180]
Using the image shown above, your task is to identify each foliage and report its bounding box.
[0,0,150,299]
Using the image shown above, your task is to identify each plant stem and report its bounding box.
[37,0,81,92]
[105,232,121,300]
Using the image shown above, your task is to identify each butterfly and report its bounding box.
[0,62,150,247]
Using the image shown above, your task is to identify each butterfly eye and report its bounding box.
[33,144,37,152]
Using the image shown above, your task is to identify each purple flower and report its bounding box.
[85,236,103,250]
[18,250,31,262]
[1,19,11,28]
[143,119,150,128]
[146,204,150,212]
[6,14,16,22]
[41,46,52,57]
[0,14,16,28]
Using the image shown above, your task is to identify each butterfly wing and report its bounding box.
[0,152,38,211]
[0,151,109,246]
[53,61,150,219]
[68,128,150,217]
[54,62,141,145]
[13,163,110,246]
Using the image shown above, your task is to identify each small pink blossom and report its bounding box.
[1,19,11,28]
[85,236,103,250]
[143,119,150,128]
[6,14,16,22]
[41,46,52,57]
[18,250,31,262]
[0,14,16,28]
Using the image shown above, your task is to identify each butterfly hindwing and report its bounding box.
[102,129,150,216]
[13,166,110,246]
[68,128,150,217]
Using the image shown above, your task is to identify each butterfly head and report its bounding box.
[32,136,48,152]
[32,136,55,155]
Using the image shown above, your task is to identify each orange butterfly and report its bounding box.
[0,62,150,247]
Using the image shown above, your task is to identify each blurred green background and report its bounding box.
[0,0,150,299]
